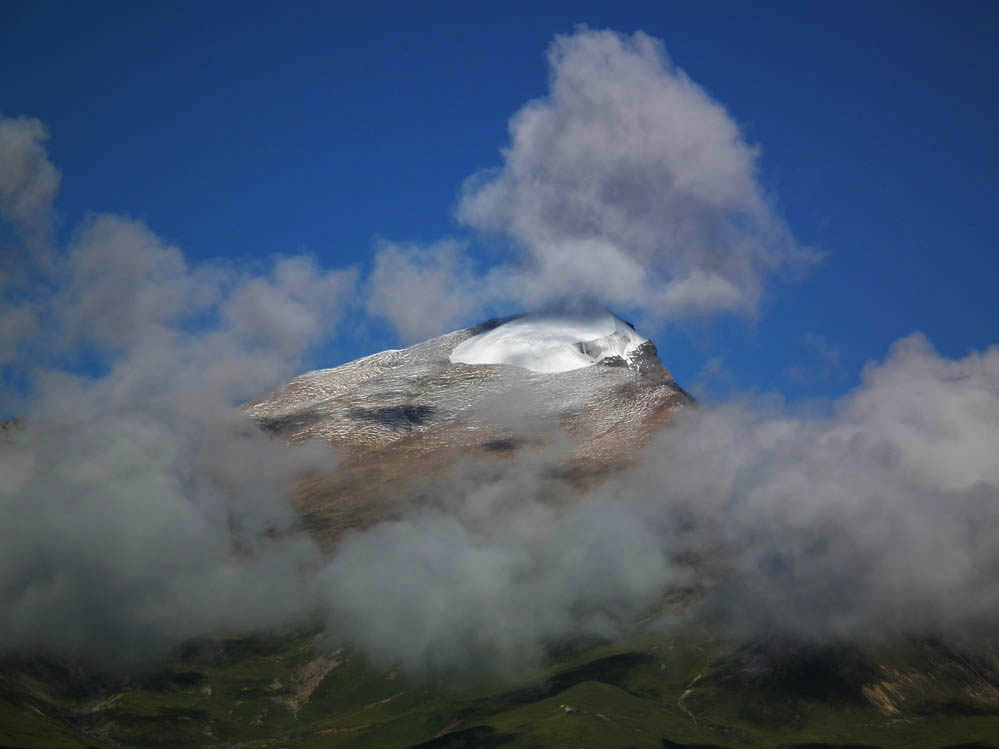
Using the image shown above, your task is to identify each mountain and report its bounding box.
[249,310,688,453]
[246,310,692,544]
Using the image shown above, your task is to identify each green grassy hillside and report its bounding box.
[4,628,999,748]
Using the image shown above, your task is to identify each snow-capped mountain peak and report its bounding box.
[449,311,647,373]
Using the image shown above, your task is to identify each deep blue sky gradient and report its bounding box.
[2,0,997,401]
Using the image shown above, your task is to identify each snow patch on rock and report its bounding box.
[449,311,647,373]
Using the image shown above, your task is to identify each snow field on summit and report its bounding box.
[449,312,647,373]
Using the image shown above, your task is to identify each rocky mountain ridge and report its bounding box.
[248,312,688,454]
[245,312,692,542]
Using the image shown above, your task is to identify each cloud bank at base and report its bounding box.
[0,212,355,665]
[313,335,999,674]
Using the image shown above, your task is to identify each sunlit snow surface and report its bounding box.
[449,312,647,373]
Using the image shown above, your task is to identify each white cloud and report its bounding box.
[456,27,817,321]
[661,270,747,315]
[366,239,492,342]
[223,255,357,355]
[832,333,999,492]
[60,215,212,350]
[317,333,999,669]
[0,303,37,368]
[0,115,60,248]
[0,126,357,667]
[0,115,61,369]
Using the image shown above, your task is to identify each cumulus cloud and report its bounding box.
[0,115,61,367]
[366,239,492,343]
[321,500,675,676]
[10,285,996,674]
[0,114,60,250]
[0,127,356,669]
[317,440,680,676]
[0,303,36,368]
[313,334,999,674]
[57,215,218,351]
[646,335,999,640]
[223,254,357,356]
[365,28,816,343]
[455,27,816,321]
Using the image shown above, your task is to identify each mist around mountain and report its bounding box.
[4,293,998,678]
[3,307,999,747]
[2,216,998,743]
[2,25,999,748]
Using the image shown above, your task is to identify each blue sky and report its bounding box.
[2,0,997,402]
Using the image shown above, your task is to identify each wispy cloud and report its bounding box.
[785,332,843,383]
[803,332,841,364]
